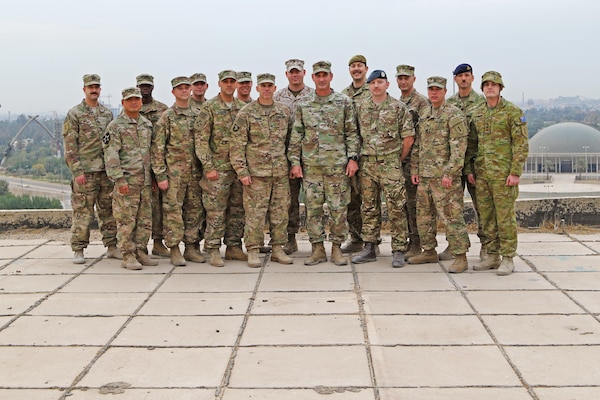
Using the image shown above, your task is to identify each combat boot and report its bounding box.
[106,245,123,260]
[304,242,327,266]
[169,246,187,267]
[152,240,170,258]
[208,248,224,267]
[479,245,489,262]
[271,244,293,264]
[136,249,159,266]
[73,250,85,265]
[183,243,205,263]
[341,238,364,254]
[404,238,422,259]
[392,251,405,268]
[438,245,454,261]
[351,242,377,264]
[283,234,298,255]
[259,244,272,254]
[407,249,439,264]
[448,253,468,273]
[331,243,347,266]
[121,253,142,270]
[247,249,262,268]
[474,254,501,271]
[225,245,247,261]
[497,256,515,276]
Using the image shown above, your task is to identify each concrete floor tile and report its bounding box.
[264,261,352,273]
[29,292,148,316]
[229,346,372,387]
[354,261,443,273]
[584,241,600,253]
[568,290,600,313]
[0,293,46,315]
[361,291,474,315]
[0,245,38,259]
[379,388,532,400]
[505,346,600,385]
[26,243,106,259]
[84,258,173,274]
[482,315,600,345]
[79,347,230,388]
[59,274,165,293]
[570,234,600,242]
[158,273,259,292]
[523,255,600,272]
[241,315,364,345]
[68,388,215,400]
[222,388,375,399]
[466,290,584,314]
[517,241,594,256]
[535,387,600,400]
[0,239,47,246]
[112,315,244,346]
[544,272,600,290]
[1,258,87,275]
[367,315,493,345]
[518,233,575,242]
[0,389,64,400]
[0,274,73,293]
[371,346,520,387]
[0,346,98,387]
[358,272,455,291]
[252,292,359,314]
[452,272,555,290]
[259,272,355,292]
[139,292,251,315]
[0,316,128,345]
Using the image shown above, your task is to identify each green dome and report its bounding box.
[530,122,600,153]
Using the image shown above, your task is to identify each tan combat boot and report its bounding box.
[169,246,187,267]
[283,234,298,255]
[247,249,262,268]
[121,253,142,270]
[340,239,364,254]
[407,249,439,264]
[497,256,515,276]
[106,245,123,260]
[184,243,205,263]
[304,242,327,266]
[271,244,293,264]
[331,243,347,266]
[225,245,247,261]
[474,254,501,270]
[152,240,170,258]
[404,238,422,259]
[136,249,159,266]
[208,248,224,267]
[448,253,468,273]
[438,245,454,261]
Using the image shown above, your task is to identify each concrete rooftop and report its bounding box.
[1,233,600,400]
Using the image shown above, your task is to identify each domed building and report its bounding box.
[526,122,600,174]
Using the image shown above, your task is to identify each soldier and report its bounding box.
[236,72,253,104]
[230,73,294,268]
[194,70,247,267]
[466,71,529,275]
[351,70,414,268]
[103,87,156,270]
[408,76,470,273]
[152,76,205,267]
[288,60,359,266]
[63,74,119,264]
[273,59,315,256]
[189,73,209,112]
[136,74,169,258]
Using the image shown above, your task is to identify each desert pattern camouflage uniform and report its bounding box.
[152,105,204,248]
[466,97,528,257]
[410,102,470,254]
[273,85,314,235]
[356,94,414,252]
[230,100,292,250]
[63,100,116,251]
[288,91,359,245]
[103,113,153,256]
[194,94,245,249]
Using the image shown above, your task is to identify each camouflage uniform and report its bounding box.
[103,112,153,256]
[189,97,205,113]
[410,101,470,255]
[63,100,116,251]
[466,97,528,257]
[151,104,204,248]
[230,99,292,250]
[288,90,359,245]
[194,94,245,249]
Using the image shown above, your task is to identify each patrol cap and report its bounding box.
[122,87,142,100]
[83,74,101,86]
[237,71,252,83]
[190,73,207,84]
[136,74,154,86]
[312,60,332,74]
[218,70,237,81]
[285,59,305,72]
[481,70,504,89]
[348,54,367,66]
[395,65,415,77]
[452,63,473,76]
[367,69,387,83]
[257,73,276,84]
[171,76,191,88]
[427,76,447,89]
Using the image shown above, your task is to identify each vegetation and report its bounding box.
[0,179,62,209]
[525,106,600,138]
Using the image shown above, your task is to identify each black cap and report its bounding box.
[453,63,473,76]
[367,69,388,83]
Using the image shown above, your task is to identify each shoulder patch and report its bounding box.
[232,124,239,132]
[102,131,110,145]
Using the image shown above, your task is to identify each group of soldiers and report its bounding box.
[63,55,528,275]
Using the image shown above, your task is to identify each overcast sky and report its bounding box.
[0,0,597,116]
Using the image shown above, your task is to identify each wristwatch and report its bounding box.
[348,155,359,162]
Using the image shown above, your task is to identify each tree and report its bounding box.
[575,158,587,179]
[0,180,8,196]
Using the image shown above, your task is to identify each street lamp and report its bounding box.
[582,146,589,175]
[539,146,546,176]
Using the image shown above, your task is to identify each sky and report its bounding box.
[0,0,598,116]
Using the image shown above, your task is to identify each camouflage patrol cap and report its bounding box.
[427,76,447,89]
[367,70,387,83]
[237,71,252,83]
[481,71,504,89]
[122,87,142,100]
[171,76,191,88]
[285,59,305,72]
[190,73,207,84]
[218,70,237,81]
[83,74,101,86]
[257,73,276,84]
[348,55,367,66]
[136,74,154,86]
[452,63,473,76]
[312,61,332,74]
[395,65,415,77]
